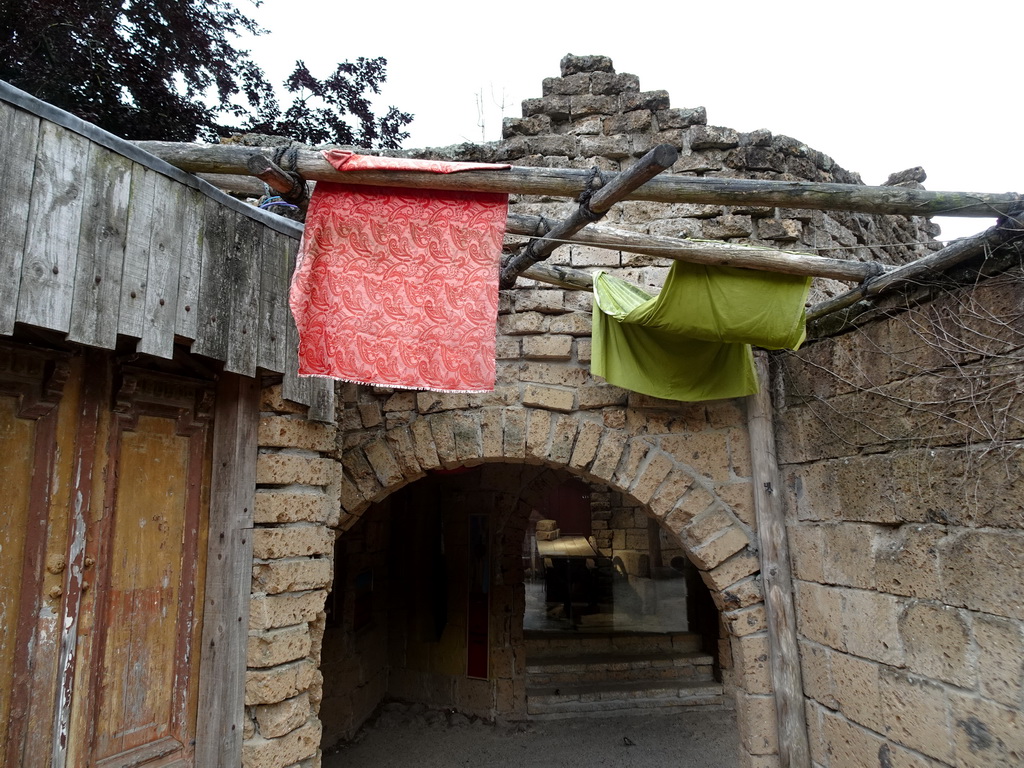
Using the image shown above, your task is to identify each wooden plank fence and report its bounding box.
[0,81,333,422]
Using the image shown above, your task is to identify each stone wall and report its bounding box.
[422,53,939,302]
[238,53,954,768]
[776,263,1024,767]
[242,384,342,768]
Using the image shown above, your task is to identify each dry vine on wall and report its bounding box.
[778,247,1024,527]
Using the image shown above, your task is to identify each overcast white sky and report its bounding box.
[243,0,1021,241]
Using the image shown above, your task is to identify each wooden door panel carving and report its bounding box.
[0,345,70,767]
[0,394,45,765]
[92,418,195,763]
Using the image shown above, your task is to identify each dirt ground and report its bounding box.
[324,703,740,768]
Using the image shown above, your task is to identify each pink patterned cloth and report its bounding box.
[322,149,510,175]
[289,152,510,392]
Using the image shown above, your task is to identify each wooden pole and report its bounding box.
[806,209,1024,321]
[180,145,1021,305]
[507,213,882,283]
[747,350,811,768]
[136,140,1022,218]
[195,170,881,284]
[520,261,594,291]
[499,144,678,286]
[199,172,267,196]
[245,153,309,209]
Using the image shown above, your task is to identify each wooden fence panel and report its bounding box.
[307,378,336,423]
[137,173,185,359]
[281,300,311,406]
[175,186,207,343]
[0,103,40,335]
[17,120,88,333]
[68,144,132,349]
[224,215,262,377]
[256,227,294,375]
[118,165,158,340]
[192,199,237,362]
[0,86,328,404]
[280,306,336,422]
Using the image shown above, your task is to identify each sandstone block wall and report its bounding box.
[240,53,957,768]
[420,53,939,303]
[243,384,342,768]
[776,265,1024,767]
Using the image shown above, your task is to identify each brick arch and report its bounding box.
[337,403,766,641]
[332,403,777,755]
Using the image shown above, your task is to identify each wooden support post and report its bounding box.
[747,351,810,768]
[195,372,259,767]
[806,208,1024,321]
[499,144,678,287]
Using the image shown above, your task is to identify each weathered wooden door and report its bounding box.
[0,342,215,768]
[67,365,214,767]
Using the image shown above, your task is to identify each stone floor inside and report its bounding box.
[324,702,740,767]
[322,568,735,765]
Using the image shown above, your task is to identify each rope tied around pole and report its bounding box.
[577,166,609,224]
[270,144,310,208]
[859,260,887,288]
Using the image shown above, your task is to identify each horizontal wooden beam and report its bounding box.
[520,261,593,291]
[138,141,1021,218]
[197,168,878,283]
[507,214,881,283]
[530,211,1024,317]
[806,209,1024,321]
[198,172,269,195]
[191,172,876,283]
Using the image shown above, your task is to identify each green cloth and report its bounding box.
[591,261,811,402]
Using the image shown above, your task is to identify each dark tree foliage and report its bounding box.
[0,0,413,146]
[249,59,413,148]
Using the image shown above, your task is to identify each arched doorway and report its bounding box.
[317,403,773,760]
[318,461,728,748]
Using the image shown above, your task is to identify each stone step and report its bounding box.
[526,679,726,719]
[525,650,714,687]
[524,630,703,658]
